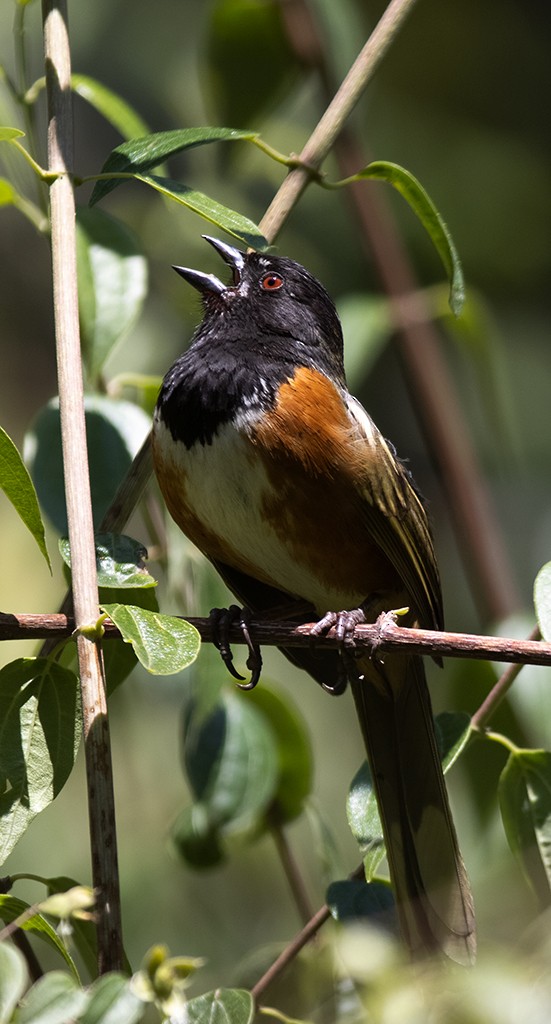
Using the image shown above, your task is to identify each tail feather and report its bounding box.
[351,653,475,965]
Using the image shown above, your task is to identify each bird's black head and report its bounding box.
[173,236,346,383]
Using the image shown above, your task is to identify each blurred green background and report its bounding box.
[1,0,551,994]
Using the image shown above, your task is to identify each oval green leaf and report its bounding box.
[499,749,551,908]
[181,989,253,1024]
[78,973,144,1024]
[183,690,279,832]
[338,160,465,316]
[0,127,25,141]
[0,941,27,1020]
[89,127,258,205]
[0,658,80,864]
[25,396,151,534]
[76,207,148,383]
[346,761,385,881]
[59,533,156,589]
[0,425,50,569]
[101,604,200,674]
[435,710,472,772]
[135,174,267,250]
[534,562,551,641]
[14,970,87,1024]
[72,75,149,140]
[0,896,79,980]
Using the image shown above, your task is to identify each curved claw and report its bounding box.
[209,605,262,689]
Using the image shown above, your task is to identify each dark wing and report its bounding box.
[345,395,443,632]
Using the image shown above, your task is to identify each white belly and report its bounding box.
[153,418,363,612]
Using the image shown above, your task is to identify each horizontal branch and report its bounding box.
[1,611,549,668]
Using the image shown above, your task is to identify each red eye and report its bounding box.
[260,272,284,291]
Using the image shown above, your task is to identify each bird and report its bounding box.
[151,234,476,965]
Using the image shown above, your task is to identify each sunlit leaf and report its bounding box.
[135,174,267,250]
[76,208,148,382]
[0,177,18,206]
[0,659,80,864]
[435,711,472,772]
[0,941,27,1020]
[72,74,149,140]
[101,604,200,675]
[78,973,143,1024]
[181,988,253,1024]
[499,749,551,908]
[346,761,384,881]
[0,896,79,979]
[59,533,156,589]
[0,127,25,141]
[14,970,87,1023]
[0,425,50,569]
[335,161,464,316]
[89,127,258,205]
[534,563,551,642]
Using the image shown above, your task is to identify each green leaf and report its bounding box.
[0,941,27,1022]
[0,128,25,141]
[89,127,259,205]
[499,749,551,908]
[435,711,472,772]
[534,563,551,641]
[207,0,298,127]
[25,396,151,534]
[174,691,279,866]
[338,161,465,316]
[72,75,149,140]
[43,876,131,980]
[0,896,79,980]
[181,989,253,1024]
[14,970,87,1024]
[326,879,396,927]
[246,685,313,824]
[101,604,200,675]
[135,174,267,250]
[0,177,18,206]
[78,974,144,1024]
[0,425,51,569]
[59,533,156,589]
[108,373,163,417]
[0,658,80,864]
[346,761,385,881]
[76,208,148,382]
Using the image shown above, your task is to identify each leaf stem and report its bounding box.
[42,0,122,974]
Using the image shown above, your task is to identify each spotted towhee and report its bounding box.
[152,236,475,964]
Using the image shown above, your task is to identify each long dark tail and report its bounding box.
[351,652,475,965]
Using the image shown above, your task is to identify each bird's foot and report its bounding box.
[310,607,368,695]
[209,604,263,690]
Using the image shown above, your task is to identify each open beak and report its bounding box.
[172,235,245,295]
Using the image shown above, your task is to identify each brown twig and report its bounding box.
[269,818,315,927]
[2,611,549,668]
[471,625,542,732]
